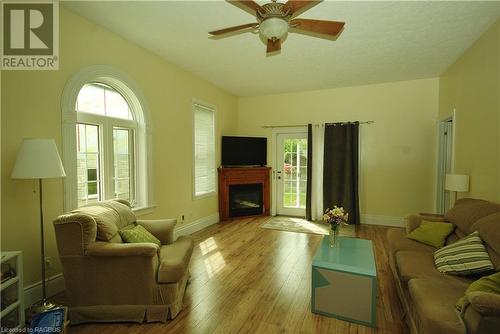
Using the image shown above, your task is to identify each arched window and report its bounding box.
[62,66,152,212]
[76,82,136,206]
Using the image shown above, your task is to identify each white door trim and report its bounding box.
[271,126,308,216]
[436,110,456,213]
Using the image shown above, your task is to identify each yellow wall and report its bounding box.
[237,78,440,217]
[1,8,238,286]
[439,20,500,201]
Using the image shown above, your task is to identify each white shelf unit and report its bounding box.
[1,251,25,329]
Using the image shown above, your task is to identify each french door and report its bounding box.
[276,132,308,216]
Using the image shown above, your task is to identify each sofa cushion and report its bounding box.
[157,236,194,284]
[396,251,472,286]
[406,221,455,248]
[387,228,436,255]
[444,199,500,235]
[434,231,494,276]
[409,278,468,334]
[472,212,500,270]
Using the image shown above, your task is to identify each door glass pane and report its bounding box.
[113,128,134,203]
[282,138,308,208]
[76,123,101,206]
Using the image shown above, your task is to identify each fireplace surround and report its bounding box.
[218,167,271,220]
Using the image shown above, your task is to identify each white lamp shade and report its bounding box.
[259,17,289,40]
[11,138,66,179]
[445,174,469,192]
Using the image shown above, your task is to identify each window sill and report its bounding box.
[132,205,157,217]
[193,192,217,201]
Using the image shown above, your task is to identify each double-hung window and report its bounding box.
[76,83,136,207]
[193,102,216,199]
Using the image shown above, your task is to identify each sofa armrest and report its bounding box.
[406,214,448,233]
[137,219,176,245]
[467,291,500,316]
[85,241,159,257]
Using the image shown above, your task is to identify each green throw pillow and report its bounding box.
[119,225,161,246]
[434,231,494,276]
[406,220,455,248]
[456,272,500,311]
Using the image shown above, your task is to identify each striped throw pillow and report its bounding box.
[434,231,494,276]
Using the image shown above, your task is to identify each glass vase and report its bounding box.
[329,225,339,247]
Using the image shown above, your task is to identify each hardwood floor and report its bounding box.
[68,217,407,334]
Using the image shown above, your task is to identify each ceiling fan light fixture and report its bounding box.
[259,17,289,40]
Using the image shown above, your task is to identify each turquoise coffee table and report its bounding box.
[311,236,377,327]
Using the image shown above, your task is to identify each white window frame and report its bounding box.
[77,111,137,205]
[192,99,217,200]
[61,65,153,214]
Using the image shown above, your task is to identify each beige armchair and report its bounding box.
[53,199,194,324]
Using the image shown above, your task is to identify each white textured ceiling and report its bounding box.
[64,1,500,96]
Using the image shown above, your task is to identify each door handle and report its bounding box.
[276,170,282,180]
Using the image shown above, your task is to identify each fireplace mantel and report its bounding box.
[218,167,271,221]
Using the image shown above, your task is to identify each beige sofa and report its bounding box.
[387,198,500,334]
[53,199,194,324]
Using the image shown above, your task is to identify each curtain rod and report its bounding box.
[262,121,374,129]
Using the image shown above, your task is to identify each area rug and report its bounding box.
[261,216,356,236]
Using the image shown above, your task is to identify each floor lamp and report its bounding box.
[445,174,470,203]
[11,138,66,312]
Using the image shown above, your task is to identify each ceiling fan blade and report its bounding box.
[290,19,345,37]
[266,39,281,53]
[284,0,322,18]
[209,23,258,36]
[227,0,263,16]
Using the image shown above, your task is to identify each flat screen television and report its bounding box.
[222,136,267,167]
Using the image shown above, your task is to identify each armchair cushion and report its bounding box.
[86,241,159,257]
[72,200,136,241]
[73,205,120,241]
[137,219,176,245]
[119,225,161,247]
[158,236,194,283]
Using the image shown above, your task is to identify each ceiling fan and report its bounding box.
[209,0,345,54]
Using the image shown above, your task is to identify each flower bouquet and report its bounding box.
[323,206,349,246]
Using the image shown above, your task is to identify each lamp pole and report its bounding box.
[35,178,55,312]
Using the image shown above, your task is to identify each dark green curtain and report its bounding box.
[305,124,313,221]
[323,122,360,224]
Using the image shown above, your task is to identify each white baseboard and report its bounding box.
[361,214,405,227]
[174,212,219,239]
[24,273,66,308]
